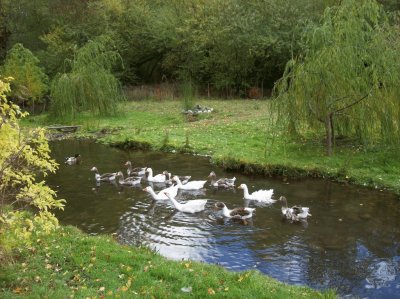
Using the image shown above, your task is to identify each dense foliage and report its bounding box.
[273,0,400,155]
[0,79,65,261]
[1,43,48,112]
[0,0,345,95]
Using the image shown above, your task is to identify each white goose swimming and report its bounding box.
[146,168,167,183]
[142,185,179,200]
[208,171,236,188]
[238,184,275,203]
[125,161,146,177]
[90,167,117,182]
[116,171,141,186]
[279,196,311,221]
[164,192,207,213]
[172,176,206,190]
[214,202,255,219]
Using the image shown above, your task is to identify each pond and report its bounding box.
[48,139,400,298]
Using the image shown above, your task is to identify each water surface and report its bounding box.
[48,140,400,298]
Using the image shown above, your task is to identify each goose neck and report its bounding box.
[222,206,231,217]
[147,188,158,199]
[242,186,250,198]
[167,195,181,209]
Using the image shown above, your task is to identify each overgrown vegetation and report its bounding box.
[0,79,65,263]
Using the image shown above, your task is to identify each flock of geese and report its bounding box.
[66,154,312,222]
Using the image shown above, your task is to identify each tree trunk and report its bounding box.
[261,79,264,98]
[325,113,334,156]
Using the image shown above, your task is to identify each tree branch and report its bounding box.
[333,93,371,114]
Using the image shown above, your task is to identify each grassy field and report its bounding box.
[0,226,335,298]
[23,98,400,194]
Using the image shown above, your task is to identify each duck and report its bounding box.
[164,192,207,213]
[163,171,191,186]
[65,154,81,164]
[145,168,167,183]
[142,185,179,200]
[214,202,255,219]
[237,184,275,203]
[90,167,117,182]
[172,176,206,190]
[279,196,311,221]
[125,161,146,177]
[208,171,236,188]
[116,171,141,186]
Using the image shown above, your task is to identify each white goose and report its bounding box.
[142,185,179,200]
[238,184,275,203]
[172,176,206,190]
[146,168,167,183]
[280,196,311,221]
[164,192,207,213]
[90,167,117,182]
[214,202,255,219]
[116,171,141,186]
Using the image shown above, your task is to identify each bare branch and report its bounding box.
[333,93,371,114]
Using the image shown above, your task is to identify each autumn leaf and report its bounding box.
[207,288,215,295]
[13,287,23,294]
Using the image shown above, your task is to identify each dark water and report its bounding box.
[48,139,400,298]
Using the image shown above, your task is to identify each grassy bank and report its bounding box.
[23,99,400,194]
[0,226,335,298]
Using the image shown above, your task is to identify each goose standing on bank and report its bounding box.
[116,171,141,186]
[208,171,236,188]
[142,185,179,200]
[279,196,311,221]
[214,202,255,219]
[172,176,206,190]
[125,161,146,177]
[90,167,117,182]
[164,192,207,213]
[238,184,275,204]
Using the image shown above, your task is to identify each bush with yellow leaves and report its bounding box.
[0,78,65,262]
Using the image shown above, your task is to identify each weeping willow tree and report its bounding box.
[50,37,124,121]
[272,0,400,155]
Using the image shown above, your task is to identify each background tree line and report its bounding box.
[1,0,397,99]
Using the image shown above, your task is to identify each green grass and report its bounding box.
[22,98,400,194]
[0,226,336,298]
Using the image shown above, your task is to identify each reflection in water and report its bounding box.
[48,140,400,298]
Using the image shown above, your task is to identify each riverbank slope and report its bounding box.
[0,226,335,298]
[23,99,400,194]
